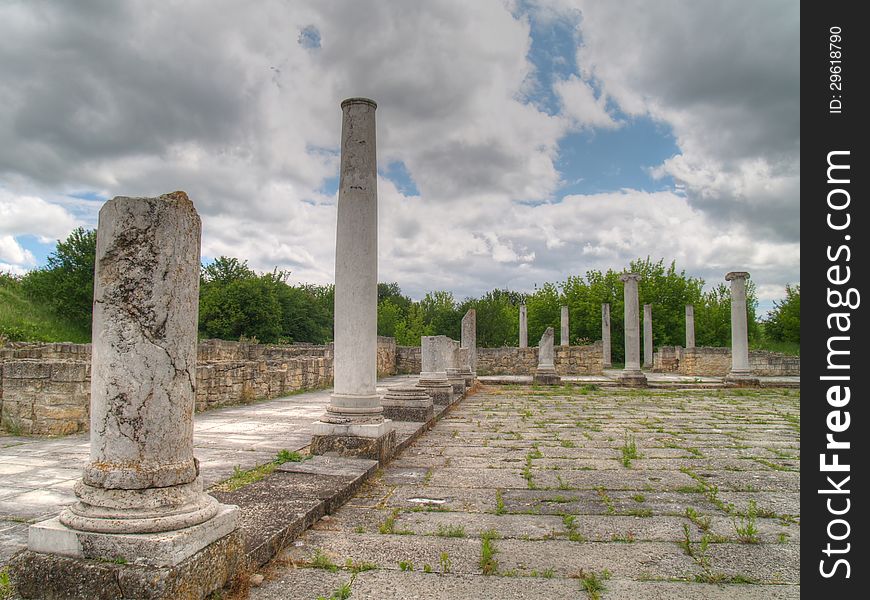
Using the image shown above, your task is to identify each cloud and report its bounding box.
[565,0,800,238]
[553,75,619,129]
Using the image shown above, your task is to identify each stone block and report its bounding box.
[9,526,245,600]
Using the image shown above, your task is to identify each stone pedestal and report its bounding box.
[417,378,453,406]
[602,303,612,368]
[618,274,647,387]
[419,336,456,405]
[461,309,477,378]
[533,327,561,385]
[724,272,759,387]
[643,304,653,368]
[11,193,240,599]
[311,98,395,461]
[685,305,696,349]
[446,368,467,398]
[519,304,528,348]
[381,385,434,422]
[560,306,569,346]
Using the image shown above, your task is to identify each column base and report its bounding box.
[417,379,454,406]
[10,517,244,600]
[26,503,238,567]
[310,423,397,464]
[617,370,648,387]
[381,386,435,422]
[724,372,760,387]
[533,367,561,386]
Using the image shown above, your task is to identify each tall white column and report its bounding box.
[685,304,695,349]
[602,303,612,368]
[560,305,569,346]
[643,304,653,367]
[724,271,758,385]
[618,274,647,386]
[519,304,528,348]
[312,98,394,458]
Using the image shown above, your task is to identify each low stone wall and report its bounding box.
[476,341,604,376]
[669,346,800,376]
[396,346,421,375]
[376,336,397,377]
[652,346,683,373]
[0,337,398,436]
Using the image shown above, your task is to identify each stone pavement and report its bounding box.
[479,369,799,388]
[253,384,800,599]
[0,375,416,565]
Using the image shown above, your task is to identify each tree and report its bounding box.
[765,284,800,343]
[525,282,560,345]
[460,289,520,347]
[20,227,96,332]
[420,290,460,339]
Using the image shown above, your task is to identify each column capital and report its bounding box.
[341,97,377,109]
[725,271,750,281]
[620,272,642,283]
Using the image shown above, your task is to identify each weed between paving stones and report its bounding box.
[212,449,309,492]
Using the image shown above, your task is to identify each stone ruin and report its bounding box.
[11,192,242,599]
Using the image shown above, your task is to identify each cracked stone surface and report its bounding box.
[252,384,799,598]
[85,193,202,492]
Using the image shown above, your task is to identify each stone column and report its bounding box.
[602,303,612,368]
[560,305,569,346]
[16,193,240,597]
[418,335,454,406]
[311,98,395,461]
[685,304,696,349]
[618,274,647,386]
[724,272,759,386]
[643,304,653,367]
[461,309,477,378]
[519,304,528,348]
[445,339,466,398]
[533,327,561,385]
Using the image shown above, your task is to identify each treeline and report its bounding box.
[2,228,800,358]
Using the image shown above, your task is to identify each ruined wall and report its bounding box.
[396,346,422,375]
[652,346,683,373]
[0,337,397,435]
[670,346,800,376]
[475,341,604,376]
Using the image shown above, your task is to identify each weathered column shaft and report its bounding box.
[560,305,569,346]
[643,304,653,367]
[602,303,612,368]
[621,275,642,372]
[727,272,751,374]
[57,192,224,536]
[18,195,241,596]
[537,327,555,368]
[328,97,381,418]
[685,304,695,349]
[533,327,560,385]
[519,304,528,348]
[461,309,477,374]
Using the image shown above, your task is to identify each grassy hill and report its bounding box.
[0,286,90,343]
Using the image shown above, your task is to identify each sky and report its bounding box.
[0,0,799,315]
